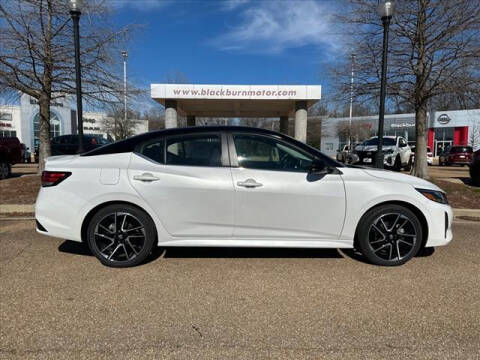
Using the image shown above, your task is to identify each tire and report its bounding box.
[0,162,11,180]
[86,204,156,267]
[356,204,423,266]
[392,155,401,171]
[404,157,412,172]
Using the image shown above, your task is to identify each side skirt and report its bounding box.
[157,239,353,248]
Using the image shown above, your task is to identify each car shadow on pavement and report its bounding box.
[58,240,92,256]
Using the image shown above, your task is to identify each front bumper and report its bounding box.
[424,202,453,247]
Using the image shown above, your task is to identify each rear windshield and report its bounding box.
[363,138,396,146]
[450,146,473,153]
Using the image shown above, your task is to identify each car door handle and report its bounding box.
[133,173,160,182]
[237,178,263,188]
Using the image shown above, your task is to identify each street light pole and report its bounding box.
[374,0,395,169]
[348,54,356,151]
[122,50,128,140]
[69,0,84,153]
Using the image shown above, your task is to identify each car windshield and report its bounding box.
[450,146,472,153]
[362,138,396,146]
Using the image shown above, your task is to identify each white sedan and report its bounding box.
[36,126,453,267]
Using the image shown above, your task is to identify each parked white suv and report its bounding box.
[352,136,412,171]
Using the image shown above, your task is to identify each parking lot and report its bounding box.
[1,219,479,359]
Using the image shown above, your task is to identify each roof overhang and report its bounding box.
[151,84,321,117]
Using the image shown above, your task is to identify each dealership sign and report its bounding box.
[437,114,451,125]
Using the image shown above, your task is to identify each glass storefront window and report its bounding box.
[33,112,61,146]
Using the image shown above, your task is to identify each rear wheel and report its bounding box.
[356,204,423,266]
[86,204,156,267]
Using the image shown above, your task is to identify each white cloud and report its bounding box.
[211,0,342,55]
[221,0,250,11]
[110,0,172,11]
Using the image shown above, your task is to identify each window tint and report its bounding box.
[137,138,165,164]
[233,134,313,172]
[166,134,221,167]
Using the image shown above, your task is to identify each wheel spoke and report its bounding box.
[121,214,128,232]
[114,212,118,233]
[372,224,386,237]
[398,239,414,246]
[99,224,114,234]
[95,232,114,241]
[374,243,390,253]
[123,226,144,233]
[100,241,115,254]
[126,239,139,255]
[122,244,129,259]
[400,233,416,237]
[389,214,401,232]
[108,244,121,260]
[396,241,401,260]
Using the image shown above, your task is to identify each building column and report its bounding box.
[280,116,288,135]
[187,115,196,127]
[294,100,307,142]
[165,100,177,128]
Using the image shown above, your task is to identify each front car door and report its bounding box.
[228,132,346,240]
[128,132,234,238]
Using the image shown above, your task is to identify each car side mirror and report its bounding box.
[310,159,328,175]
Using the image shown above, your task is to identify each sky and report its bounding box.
[110,0,346,107]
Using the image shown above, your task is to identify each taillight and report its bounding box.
[41,171,71,187]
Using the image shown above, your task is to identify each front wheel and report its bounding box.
[356,205,423,266]
[86,204,156,267]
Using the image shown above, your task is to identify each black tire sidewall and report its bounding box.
[86,204,156,268]
[357,204,423,266]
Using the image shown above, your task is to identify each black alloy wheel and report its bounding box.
[87,204,156,267]
[356,204,423,266]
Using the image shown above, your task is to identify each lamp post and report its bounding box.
[122,50,128,140]
[348,53,356,152]
[69,0,84,153]
[374,0,395,169]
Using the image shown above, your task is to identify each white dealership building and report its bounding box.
[0,93,148,151]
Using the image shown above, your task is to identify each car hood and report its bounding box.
[355,145,396,152]
[363,168,443,192]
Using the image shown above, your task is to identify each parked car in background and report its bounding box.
[336,144,350,163]
[410,146,433,166]
[0,137,22,179]
[470,149,480,186]
[51,134,111,156]
[21,143,31,163]
[439,146,473,166]
[36,126,453,268]
[352,136,411,171]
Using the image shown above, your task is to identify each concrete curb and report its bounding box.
[1,204,479,219]
[0,204,35,214]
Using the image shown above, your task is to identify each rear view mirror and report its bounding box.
[310,159,327,175]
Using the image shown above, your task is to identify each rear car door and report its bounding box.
[128,132,234,238]
[229,132,345,240]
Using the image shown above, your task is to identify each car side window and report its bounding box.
[136,138,165,164]
[233,134,313,172]
[166,134,222,167]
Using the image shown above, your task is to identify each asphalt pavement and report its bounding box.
[0,220,479,359]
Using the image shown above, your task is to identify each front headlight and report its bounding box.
[416,188,448,204]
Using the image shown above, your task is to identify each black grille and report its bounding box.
[355,150,377,165]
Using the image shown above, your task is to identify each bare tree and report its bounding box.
[0,0,135,170]
[333,0,480,179]
[102,106,140,140]
[336,120,373,144]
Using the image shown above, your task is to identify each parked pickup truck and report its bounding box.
[0,137,22,179]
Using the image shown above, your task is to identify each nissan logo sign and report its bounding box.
[438,114,451,125]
